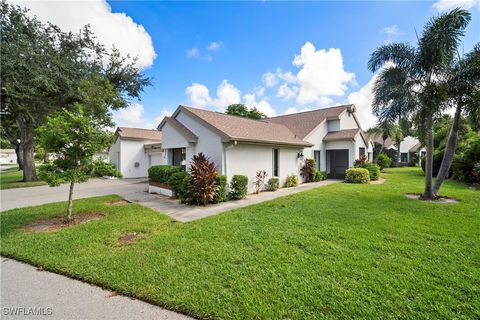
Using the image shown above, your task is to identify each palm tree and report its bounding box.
[433,44,480,196]
[367,122,402,162]
[368,8,471,200]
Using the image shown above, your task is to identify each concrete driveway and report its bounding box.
[0,178,149,212]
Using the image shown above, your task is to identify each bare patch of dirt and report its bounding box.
[105,199,130,206]
[117,232,144,246]
[370,178,386,185]
[404,193,459,203]
[23,212,106,232]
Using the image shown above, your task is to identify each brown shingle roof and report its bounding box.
[265,105,353,139]
[177,106,312,147]
[323,129,361,141]
[409,142,422,152]
[160,117,198,142]
[116,127,162,141]
[366,132,394,148]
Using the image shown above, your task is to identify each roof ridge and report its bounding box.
[267,104,353,119]
[118,126,159,131]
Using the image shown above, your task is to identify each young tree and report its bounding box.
[38,79,118,221]
[368,8,471,200]
[0,3,151,182]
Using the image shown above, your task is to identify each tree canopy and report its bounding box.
[225,104,266,119]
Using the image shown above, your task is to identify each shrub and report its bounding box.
[188,153,218,205]
[229,175,248,200]
[353,154,368,167]
[345,168,370,184]
[266,177,279,191]
[354,161,380,181]
[313,170,327,182]
[92,159,122,178]
[408,153,419,167]
[451,133,480,183]
[212,174,227,203]
[148,165,181,184]
[168,171,188,197]
[377,153,392,170]
[284,174,299,187]
[300,158,316,183]
[253,170,268,194]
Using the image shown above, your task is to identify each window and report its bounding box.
[359,147,365,157]
[171,148,186,167]
[273,148,279,177]
[314,150,321,170]
[401,153,408,163]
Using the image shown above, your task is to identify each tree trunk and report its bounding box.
[66,181,75,222]
[422,120,436,200]
[16,113,38,182]
[397,141,401,165]
[433,105,462,196]
[2,127,24,170]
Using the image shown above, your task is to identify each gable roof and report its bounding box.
[265,104,354,139]
[158,117,198,142]
[162,105,312,147]
[115,127,162,141]
[323,128,361,141]
[366,132,394,148]
[409,142,423,152]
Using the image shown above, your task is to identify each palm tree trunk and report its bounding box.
[433,105,462,196]
[422,119,436,200]
[397,141,401,165]
[66,181,75,222]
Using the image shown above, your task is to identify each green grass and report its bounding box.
[0,166,46,189]
[1,168,479,319]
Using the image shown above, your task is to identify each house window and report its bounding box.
[171,148,186,167]
[359,147,366,157]
[401,153,408,163]
[314,150,321,170]
[273,148,279,177]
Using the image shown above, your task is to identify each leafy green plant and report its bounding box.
[313,170,327,182]
[284,174,299,187]
[377,153,392,170]
[353,155,369,167]
[229,175,248,200]
[148,165,182,184]
[253,170,268,194]
[168,171,188,197]
[212,175,227,203]
[266,177,280,191]
[345,168,370,184]
[92,159,122,178]
[300,159,316,183]
[354,160,380,181]
[188,153,219,205]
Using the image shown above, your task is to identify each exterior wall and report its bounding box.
[303,122,328,171]
[146,151,164,167]
[327,120,340,132]
[339,111,360,130]
[108,138,121,170]
[175,111,225,172]
[225,143,302,192]
[0,149,17,165]
[118,139,150,178]
[353,134,370,162]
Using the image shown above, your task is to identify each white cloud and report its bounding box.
[154,108,174,127]
[243,93,276,117]
[186,47,199,58]
[347,76,377,130]
[261,68,296,88]
[254,86,265,97]
[262,72,279,87]
[283,106,311,115]
[277,83,298,100]
[432,0,478,11]
[113,103,155,129]
[207,41,223,51]
[185,80,241,111]
[382,25,402,42]
[15,0,156,69]
[293,42,356,106]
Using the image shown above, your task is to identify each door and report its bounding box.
[327,149,349,179]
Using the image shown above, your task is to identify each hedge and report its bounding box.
[345,168,370,184]
[229,175,248,200]
[148,165,182,184]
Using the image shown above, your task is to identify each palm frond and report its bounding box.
[368,42,416,72]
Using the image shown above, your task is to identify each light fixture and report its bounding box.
[297,152,304,159]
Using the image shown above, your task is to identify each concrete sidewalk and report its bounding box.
[0,257,192,320]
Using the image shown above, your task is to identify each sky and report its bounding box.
[14,0,480,130]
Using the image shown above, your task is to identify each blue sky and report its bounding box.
[17,0,480,129]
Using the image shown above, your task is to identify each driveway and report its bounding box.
[0,257,192,320]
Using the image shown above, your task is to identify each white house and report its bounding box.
[0,149,17,165]
[387,136,426,165]
[108,127,163,178]
[158,104,371,191]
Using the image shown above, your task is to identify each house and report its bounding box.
[0,149,17,165]
[108,127,163,178]
[158,104,371,191]
[368,133,426,165]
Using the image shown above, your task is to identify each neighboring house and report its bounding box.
[108,127,163,178]
[0,149,17,165]
[158,104,371,191]
[387,136,426,165]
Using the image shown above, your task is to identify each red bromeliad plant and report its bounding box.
[188,152,219,205]
[300,158,316,183]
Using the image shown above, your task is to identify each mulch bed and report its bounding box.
[117,232,144,246]
[23,212,106,232]
[105,199,131,206]
[370,178,386,185]
[404,193,459,203]
[149,181,171,189]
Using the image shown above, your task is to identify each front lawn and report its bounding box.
[0,166,46,189]
[1,168,479,319]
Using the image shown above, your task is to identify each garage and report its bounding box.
[326,149,349,179]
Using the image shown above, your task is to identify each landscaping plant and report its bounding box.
[168,171,189,197]
[253,170,268,194]
[92,159,122,178]
[284,174,299,187]
[353,155,380,181]
[229,175,248,200]
[212,175,227,203]
[148,165,182,185]
[313,170,327,182]
[188,153,219,205]
[300,158,316,183]
[266,177,280,191]
[345,168,370,184]
[377,153,392,170]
